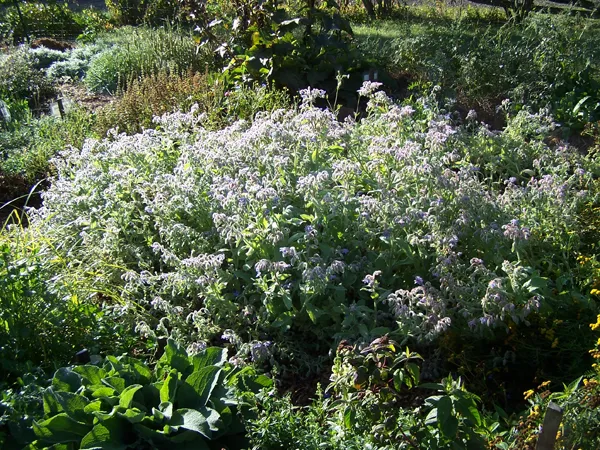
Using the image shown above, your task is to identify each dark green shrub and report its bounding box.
[105,0,149,25]
[196,0,364,97]
[73,7,114,43]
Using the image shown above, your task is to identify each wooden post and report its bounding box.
[536,402,563,450]
[57,98,65,119]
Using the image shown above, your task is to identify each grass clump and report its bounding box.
[0,225,100,381]
[1,108,95,183]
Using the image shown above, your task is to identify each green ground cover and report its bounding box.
[1,1,600,448]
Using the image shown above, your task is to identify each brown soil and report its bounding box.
[58,82,113,113]
[31,38,74,52]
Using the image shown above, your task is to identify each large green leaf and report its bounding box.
[454,399,482,427]
[245,374,274,393]
[116,407,146,424]
[91,386,117,399]
[52,368,82,393]
[169,408,222,439]
[33,413,91,444]
[159,401,174,420]
[118,384,143,409]
[177,366,221,409]
[73,366,106,386]
[162,339,190,373]
[43,388,62,417]
[436,396,457,439]
[50,389,90,423]
[102,377,126,394]
[84,400,103,415]
[160,370,179,404]
[117,356,153,385]
[143,383,161,408]
[190,348,227,372]
[134,423,171,445]
[80,417,130,450]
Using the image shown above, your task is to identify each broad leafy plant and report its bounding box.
[6,339,271,448]
[196,0,358,93]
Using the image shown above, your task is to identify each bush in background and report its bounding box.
[105,0,149,25]
[0,47,55,109]
[0,1,83,43]
[83,26,213,94]
[355,13,600,133]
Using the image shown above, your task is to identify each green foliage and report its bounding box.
[0,1,84,43]
[197,0,363,95]
[1,107,95,183]
[416,376,505,448]
[83,26,213,94]
[247,338,508,449]
[330,337,423,399]
[245,386,377,449]
[355,13,600,132]
[105,0,149,26]
[73,8,114,43]
[0,47,55,109]
[1,340,272,448]
[0,227,101,381]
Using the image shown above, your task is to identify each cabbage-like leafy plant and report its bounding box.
[18,340,271,449]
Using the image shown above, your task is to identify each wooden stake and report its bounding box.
[536,402,563,450]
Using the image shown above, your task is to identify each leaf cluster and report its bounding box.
[3,339,272,449]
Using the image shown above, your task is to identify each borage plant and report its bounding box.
[31,83,599,381]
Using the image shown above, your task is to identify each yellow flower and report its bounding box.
[552,338,559,348]
[538,380,551,389]
[524,389,535,400]
[592,289,600,296]
[591,315,600,331]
